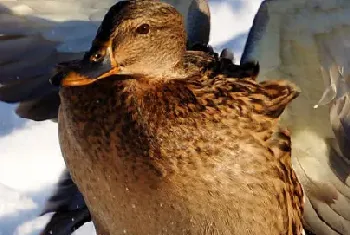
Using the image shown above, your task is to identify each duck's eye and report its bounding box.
[136,24,150,34]
[90,52,103,62]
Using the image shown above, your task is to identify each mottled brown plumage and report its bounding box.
[56,0,304,234]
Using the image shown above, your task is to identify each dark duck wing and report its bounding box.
[241,0,350,234]
[39,170,90,235]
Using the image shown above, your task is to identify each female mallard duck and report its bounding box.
[50,0,304,234]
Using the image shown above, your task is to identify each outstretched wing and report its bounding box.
[0,0,195,121]
[40,169,91,235]
[241,1,350,234]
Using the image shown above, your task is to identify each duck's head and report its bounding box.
[51,0,187,87]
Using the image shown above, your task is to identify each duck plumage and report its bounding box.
[54,1,304,234]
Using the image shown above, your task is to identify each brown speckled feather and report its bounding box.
[57,1,304,234]
[59,73,303,235]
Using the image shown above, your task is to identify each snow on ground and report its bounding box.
[0,0,262,234]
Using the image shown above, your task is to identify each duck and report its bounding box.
[43,0,251,233]
[49,0,304,234]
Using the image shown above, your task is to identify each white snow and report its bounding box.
[0,0,262,234]
[0,184,37,217]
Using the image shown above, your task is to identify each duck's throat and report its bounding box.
[58,79,179,180]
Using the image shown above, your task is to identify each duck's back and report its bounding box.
[58,71,303,234]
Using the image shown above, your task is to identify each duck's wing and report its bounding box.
[241,1,350,234]
[0,0,195,121]
[39,169,91,235]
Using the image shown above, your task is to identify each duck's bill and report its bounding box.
[61,66,120,87]
[50,57,119,87]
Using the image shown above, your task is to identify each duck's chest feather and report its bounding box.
[58,77,303,235]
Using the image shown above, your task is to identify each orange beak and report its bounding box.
[50,48,120,87]
[59,67,120,87]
